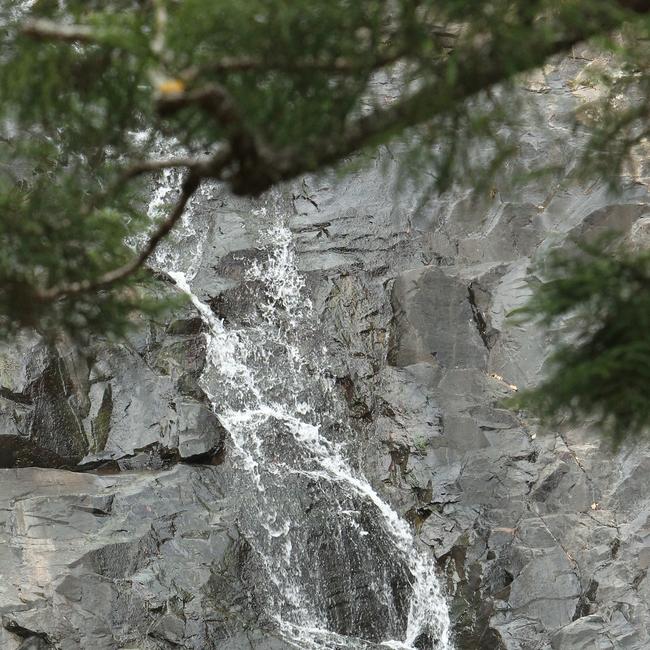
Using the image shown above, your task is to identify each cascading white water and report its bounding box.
[149,179,452,649]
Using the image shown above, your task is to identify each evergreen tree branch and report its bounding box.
[230,36,605,194]
[35,172,201,301]
[505,236,650,444]
[157,11,650,197]
[12,0,650,345]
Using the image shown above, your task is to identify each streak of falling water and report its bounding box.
[4,0,452,639]
[150,180,452,648]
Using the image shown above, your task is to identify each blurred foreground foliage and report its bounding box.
[508,235,650,445]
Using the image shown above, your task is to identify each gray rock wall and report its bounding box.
[2,49,650,649]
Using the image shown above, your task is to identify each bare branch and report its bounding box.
[22,18,97,44]
[60,147,238,302]
[76,144,232,220]
[35,172,199,302]
[180,49,407,82]
[120,149,232,182]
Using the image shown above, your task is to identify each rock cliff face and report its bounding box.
[3,52,650,649]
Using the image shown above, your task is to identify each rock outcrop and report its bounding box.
[2,49,650,649]
[0,318,225,472]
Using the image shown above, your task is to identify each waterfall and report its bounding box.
[150,179,452,649]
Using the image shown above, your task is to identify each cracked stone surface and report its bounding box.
[2,49,650,649]
[0,319,226,471]
[0,465,292,650]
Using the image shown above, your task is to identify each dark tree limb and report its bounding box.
[218,36,604,194]
[27,150,236,304]
[618,0,650,11]
[156,84,271,194]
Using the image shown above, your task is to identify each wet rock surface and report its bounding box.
[3,50,650,649]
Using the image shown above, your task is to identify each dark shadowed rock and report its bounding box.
[0,335,90,468]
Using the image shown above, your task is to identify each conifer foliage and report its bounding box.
[509,237,650,445]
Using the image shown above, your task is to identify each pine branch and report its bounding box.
[158,20,642,197]
[251,36,601,191]
[23,2,650,201]
[35,172,200,301]
[18,0,650,313]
